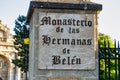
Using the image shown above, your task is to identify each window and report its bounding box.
[0,57,7,69]
[0,60,2,68]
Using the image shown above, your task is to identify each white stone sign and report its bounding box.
[38,12,95,70]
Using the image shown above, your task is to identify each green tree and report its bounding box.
[98,33,116,80]
[12,15,29,72]
[98,33,114,48]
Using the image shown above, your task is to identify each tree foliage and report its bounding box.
[12,15,29,72]
[98,33,114,48]
[98,33,116,80]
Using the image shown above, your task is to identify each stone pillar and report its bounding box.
[27,1,102,80]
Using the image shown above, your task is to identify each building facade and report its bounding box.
[0,20,23,80]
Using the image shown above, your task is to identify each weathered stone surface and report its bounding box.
[85,77,98,80]
[38,12,95,70]
[49,77,78,80]
[28,9,99,80]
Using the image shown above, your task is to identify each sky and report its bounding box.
[0,0,120,40]
[92,0,120,40]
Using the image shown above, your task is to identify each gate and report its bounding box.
[99,41,120,80]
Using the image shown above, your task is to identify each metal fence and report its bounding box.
[99,41,120,80]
